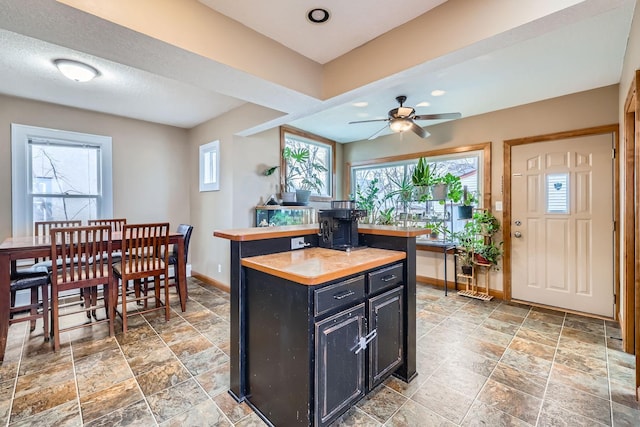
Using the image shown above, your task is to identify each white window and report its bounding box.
[280,127,335,200]
[11,124,113,237]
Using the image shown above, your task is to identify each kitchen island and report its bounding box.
[214,224,429,425]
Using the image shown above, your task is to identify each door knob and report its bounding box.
[514,231,522,238]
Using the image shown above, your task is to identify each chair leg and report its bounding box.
[42,282,49,342]
[83,288,92,319]
[90,287,98,320]
[52,290,60,352]
[121,279,128,334]
[10,290,16,320]
[164,274,170,321]
[29,287,38,332]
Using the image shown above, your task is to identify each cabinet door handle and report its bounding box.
[333,290,355,300]
[381,274,397,282]
[354,329,377,354]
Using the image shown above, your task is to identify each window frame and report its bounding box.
[11,123,113,237]
[280,126,336,202]
[347,142,492,210]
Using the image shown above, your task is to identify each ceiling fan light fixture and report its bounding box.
[389,118,412,133]
[54,59,99,82]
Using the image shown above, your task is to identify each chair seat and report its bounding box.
[113,260,165,281]
[11,273,49,291]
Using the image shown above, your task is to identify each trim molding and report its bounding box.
[191,271,230,293]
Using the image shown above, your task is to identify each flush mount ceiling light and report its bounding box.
[307,8,330,24]
[431,89,446,97]
[54,59,99,82]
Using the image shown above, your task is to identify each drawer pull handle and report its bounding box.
[381,274,397,282]
[333,290,355,300]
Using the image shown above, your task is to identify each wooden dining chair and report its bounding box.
[49,225,115,351]
[9,271,50,341]
[88,218,127,232]
[10,220,84,326]
[113,223,170,333]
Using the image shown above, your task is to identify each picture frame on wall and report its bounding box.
[199,140,220,192]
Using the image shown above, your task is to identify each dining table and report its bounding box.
[0,231,188,362]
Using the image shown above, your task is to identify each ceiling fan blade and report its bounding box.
[349,118,389,124]
[409,122,429,139]
[368,125,389,140]
[413,112,462,121]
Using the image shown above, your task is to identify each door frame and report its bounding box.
[503,125,620,320]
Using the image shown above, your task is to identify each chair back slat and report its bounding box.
[122,223,169,276]
[35,220,82,237]
[88,218,127,232]
[50,226,112,287]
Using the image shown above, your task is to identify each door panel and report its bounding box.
[511,134,613,317]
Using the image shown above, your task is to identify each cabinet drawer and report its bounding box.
[315,275,365,317]
[368,263,403,295]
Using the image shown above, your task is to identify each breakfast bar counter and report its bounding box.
[214,223,429,424]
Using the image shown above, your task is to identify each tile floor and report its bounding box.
[0,279,638,426]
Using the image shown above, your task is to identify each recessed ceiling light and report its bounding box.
[416,101,431,107]
[352,101,368,107]
[54,59,99,82]
[307,8,330,24]
[431,89,446,97]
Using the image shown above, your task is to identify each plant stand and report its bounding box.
[457,261,493,301]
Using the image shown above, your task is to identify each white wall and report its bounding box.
[0,94,190,242]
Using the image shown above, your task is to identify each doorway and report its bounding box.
[503,125,620,318]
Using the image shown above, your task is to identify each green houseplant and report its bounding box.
[411,157,434,201]
[457,186,478,219]
[282,146,327,203]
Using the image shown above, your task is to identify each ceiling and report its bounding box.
[0,0,635,142]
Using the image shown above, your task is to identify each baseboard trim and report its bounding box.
[416,275,504,300]
[191,271,230,293]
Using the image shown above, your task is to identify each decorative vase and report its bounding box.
[458,205,473,219]
[295,189,312,205]
[431,183,448,200]
[282,192,296,203]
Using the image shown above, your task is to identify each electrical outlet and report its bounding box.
[217,264,222,273]
[291,237,306,250]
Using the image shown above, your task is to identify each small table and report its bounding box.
[416,239,458,295]
[0,231,188,361]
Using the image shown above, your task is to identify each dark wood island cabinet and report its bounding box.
[214,225,429,426]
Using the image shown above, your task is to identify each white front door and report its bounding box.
[511,134,614,317]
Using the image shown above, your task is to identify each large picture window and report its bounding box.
[11,124,113,237]
[349,144,490,236]
[280,127,335,200]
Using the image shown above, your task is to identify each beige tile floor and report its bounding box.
[0,278,638,426]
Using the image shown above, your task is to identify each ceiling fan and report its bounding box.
[349,95,461,140]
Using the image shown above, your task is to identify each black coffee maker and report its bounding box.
[318,201,367,250]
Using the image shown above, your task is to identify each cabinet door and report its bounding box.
[315,303,366,427]
[368,286,404,388]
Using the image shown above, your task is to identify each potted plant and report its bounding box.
[376,207,396,225]
[475,241,503,269]
[282,146,327,204]
[411,157,433,201]
[431,172,458,201]
[457,186,478,219]
[456,249,474,276]
[388,173,414,226]
[472,210,500,235]
[355,178,380,223]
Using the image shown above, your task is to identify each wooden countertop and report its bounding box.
[241,247,406,285]
[214,224,430,242]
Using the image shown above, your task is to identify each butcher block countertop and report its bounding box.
[214,224,430,242]
[240,247,406,285]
